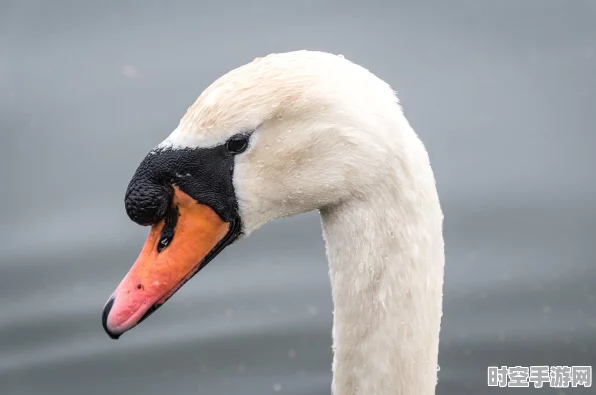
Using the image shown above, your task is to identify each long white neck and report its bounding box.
[319,136,445,395]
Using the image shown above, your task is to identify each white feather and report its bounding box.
[160,50,444,395]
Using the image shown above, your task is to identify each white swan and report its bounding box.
[102,50,445,395]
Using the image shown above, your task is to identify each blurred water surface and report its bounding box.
[1,1,595,394]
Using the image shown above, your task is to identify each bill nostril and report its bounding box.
[101,296,121,340]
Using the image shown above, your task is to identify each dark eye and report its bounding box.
[226,134,249,154]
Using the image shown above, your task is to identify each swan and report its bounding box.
[102,50,445,395]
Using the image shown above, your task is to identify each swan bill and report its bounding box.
[102,187,237,339]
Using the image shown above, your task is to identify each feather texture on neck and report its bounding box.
[152,50,445,395]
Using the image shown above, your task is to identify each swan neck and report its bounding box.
[320,172,444,395]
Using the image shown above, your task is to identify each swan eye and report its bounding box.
[226,134,249,154]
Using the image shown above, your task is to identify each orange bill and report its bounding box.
[102,187,230,339]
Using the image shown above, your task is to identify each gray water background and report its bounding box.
[0,1,595,394]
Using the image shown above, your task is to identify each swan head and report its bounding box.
[102,50,407,339]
